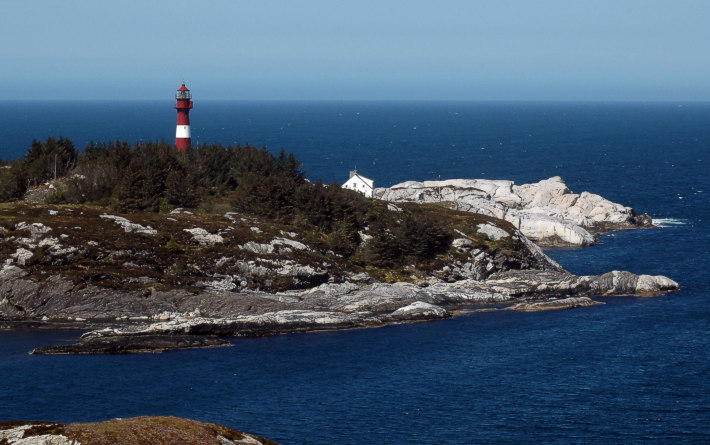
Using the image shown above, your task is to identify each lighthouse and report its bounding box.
[175,83,193,151]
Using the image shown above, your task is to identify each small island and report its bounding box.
[0,416,277,444]
[0,138,678,354]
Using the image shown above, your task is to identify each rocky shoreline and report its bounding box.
[18,267,678,355]
[29,334,231,355]
[0,179,679,354]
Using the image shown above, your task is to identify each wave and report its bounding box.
[653,218,688,227]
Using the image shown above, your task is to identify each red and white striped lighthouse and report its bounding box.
[175,83,193,151]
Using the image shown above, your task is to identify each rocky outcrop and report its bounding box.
[482,269,679,299]
[183,227,224,245]
[506,296,602,312]
[100,214,157,235]
[0,416,277,444]
[390,301,448,320]
[374,176,652,246]
[239,237,309,255]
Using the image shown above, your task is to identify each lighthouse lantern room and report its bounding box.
[175,83,193,151]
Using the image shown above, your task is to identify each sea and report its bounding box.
[0,101,708,443]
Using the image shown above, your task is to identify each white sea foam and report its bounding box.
[653,218,688,227]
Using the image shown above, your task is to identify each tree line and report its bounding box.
[0,137,453,267]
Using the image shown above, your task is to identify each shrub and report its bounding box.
[165,238,183,254]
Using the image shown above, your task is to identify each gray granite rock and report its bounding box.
[375,176,651,246]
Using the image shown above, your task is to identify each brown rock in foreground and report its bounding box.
[0,416,278,444]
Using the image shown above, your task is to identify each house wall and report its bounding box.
[342,176,373,197]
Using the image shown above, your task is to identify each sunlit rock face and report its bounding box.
[375,176,648,247]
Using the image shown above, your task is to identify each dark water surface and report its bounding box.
[0,101,708,443]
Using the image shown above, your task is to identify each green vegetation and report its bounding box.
[0,138,461,268]
[0,138,528,277]
[0,137,78,200]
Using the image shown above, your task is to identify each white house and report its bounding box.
[342,170,374,197]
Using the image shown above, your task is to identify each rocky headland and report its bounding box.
[375,176,652,246]
[0,416,277,444]
[0,189,678,354]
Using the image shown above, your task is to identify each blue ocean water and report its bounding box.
[0,101,708,443]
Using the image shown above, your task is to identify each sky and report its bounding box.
[2,0,710,101]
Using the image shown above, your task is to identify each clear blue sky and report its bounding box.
[3,0,709,101]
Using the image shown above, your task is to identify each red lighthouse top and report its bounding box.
[176,83,191,100]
